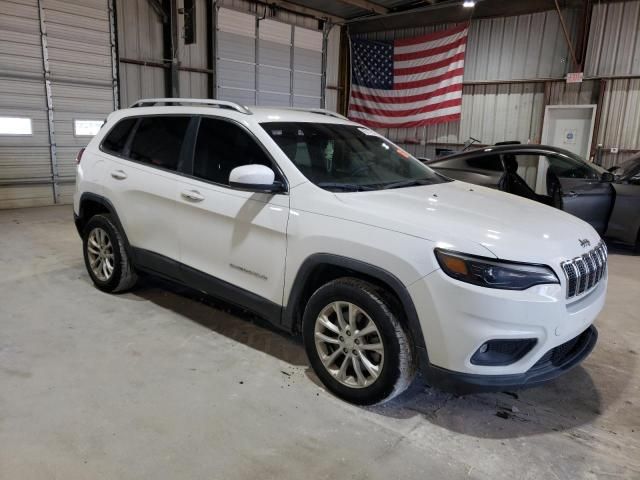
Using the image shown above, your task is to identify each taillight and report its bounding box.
[76,147,85,165]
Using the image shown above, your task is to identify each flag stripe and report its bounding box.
[348,25,467,128]
[349,107,462,126]
[394,67,465,90]
[349,98,462,118]
[351,80,463,102]
[394,51,466,76]
[351,83,462,105]
[395,61,465,84]
[351,114,462,129]
[394,36,467,62]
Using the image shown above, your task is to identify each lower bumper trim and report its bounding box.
[422,325,598,395]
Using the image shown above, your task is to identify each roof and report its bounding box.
[429,144,583,164]
[110,101,358,126]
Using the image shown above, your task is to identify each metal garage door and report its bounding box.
[0,0,117,209]
[216,7,324,108]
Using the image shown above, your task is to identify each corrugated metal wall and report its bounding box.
[0,0,117,208]
[585,0,640,77]
[115,0,165,106]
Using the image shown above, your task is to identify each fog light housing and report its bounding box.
[470,338,537,366]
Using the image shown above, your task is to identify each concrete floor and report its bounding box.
[0,205,638,480]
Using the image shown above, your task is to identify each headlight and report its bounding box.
[434,249,559,290]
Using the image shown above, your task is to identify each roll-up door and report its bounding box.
[216,8,256,106]
[0,0,117,208]
[216,7,325,109]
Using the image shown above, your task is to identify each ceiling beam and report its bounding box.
[265,0,345,23]
[336,0,388,15]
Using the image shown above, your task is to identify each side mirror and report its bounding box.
[229,164,285,193]
[601,172,615,183]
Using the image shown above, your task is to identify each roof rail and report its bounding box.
[130,98,252,115]
[284,108,349,120]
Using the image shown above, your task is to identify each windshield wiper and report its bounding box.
[316,182,375,192]
[381,179,431,190]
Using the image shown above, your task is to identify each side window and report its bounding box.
[128,116,190,171]
[547,154,599,180]
[193,118,274,185]
[504,154,540,190]
[102,118,136,154]
[466,155,503,171]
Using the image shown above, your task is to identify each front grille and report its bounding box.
[561,241,607,299]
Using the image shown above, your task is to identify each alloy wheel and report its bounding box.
[86,227,115,281]
[313,301,385,388]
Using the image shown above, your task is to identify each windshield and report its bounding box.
[261,122,448,191]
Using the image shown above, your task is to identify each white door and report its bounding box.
[101,115,191,264]
[541,105,597,159]
[175,116,289,305]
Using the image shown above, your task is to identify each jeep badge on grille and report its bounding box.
[579,238,591,248]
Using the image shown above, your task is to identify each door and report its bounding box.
[175,116,289,307]
[541,105,596,159]
[545,153,613,234]
[606,167,640,245]
[101,115,192,270]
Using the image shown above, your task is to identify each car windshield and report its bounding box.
[261,122,448,191]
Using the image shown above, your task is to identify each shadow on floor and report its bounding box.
[130,275,629,440]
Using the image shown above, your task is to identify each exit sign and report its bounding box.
[566,72,583,83]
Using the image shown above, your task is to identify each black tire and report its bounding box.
[302,277,416,405]
[82,214,137,293]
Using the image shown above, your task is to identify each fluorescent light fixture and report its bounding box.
[74,119,103,136]
[0,117,32,135]
[463,0,475,7]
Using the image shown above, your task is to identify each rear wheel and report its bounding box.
[302,278,416,405]
[82,214,137,293]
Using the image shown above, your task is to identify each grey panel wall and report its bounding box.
[585,0,640,77]
[115,0,165,106]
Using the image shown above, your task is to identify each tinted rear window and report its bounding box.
[102,118,136,154]
[128,116,190,171]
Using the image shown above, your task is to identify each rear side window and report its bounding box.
[102,118,136,154]
[193,118,273,185]
[466,155,503,171]
[128,116,190,171]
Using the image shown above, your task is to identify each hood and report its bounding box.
[334,181,600,266]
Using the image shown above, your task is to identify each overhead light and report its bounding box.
[463,1,475,7]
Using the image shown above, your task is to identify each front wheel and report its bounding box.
[302,278,416,405]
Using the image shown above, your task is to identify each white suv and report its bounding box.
[74,98,606,405]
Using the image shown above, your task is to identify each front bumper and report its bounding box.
[421,325,597,394]
[408,267,606,393]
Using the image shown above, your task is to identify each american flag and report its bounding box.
[348,24,468,128]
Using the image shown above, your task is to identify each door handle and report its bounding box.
[181,189,204,202]
[566,191,579,198]
[111,170,127,180]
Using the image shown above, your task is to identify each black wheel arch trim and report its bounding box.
[76,193,135,261]
[282,253,429,361]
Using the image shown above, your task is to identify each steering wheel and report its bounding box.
[348,161,374,177]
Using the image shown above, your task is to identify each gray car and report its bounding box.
[428,145,640,251]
